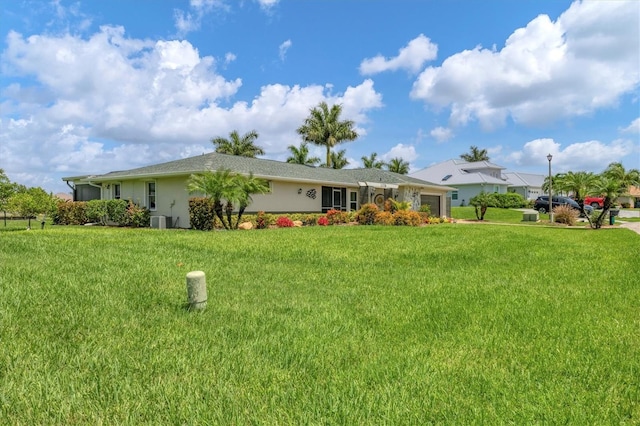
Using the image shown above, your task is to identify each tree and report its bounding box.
[460,146,489,162]
[211,130,264,157]
[0,169,16,226]
[603,162,640,193]
[386,157,409,174]
[286,142,321,166]
[7,187,56,229]
[327,149,349,169]
[187,169,269,230]
[585,163,640,229]
[361,152,385,169]
[187,169,236,229]
[470,191,496,221]
[296,102,358,168]
[554,171,597,211]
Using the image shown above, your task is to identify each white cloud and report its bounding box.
[621,117,640,134]
[174,0,228,36]
[411,1,639,130]
[256,0,279,10]
[360,34,438,75]
[506,137,635,173]
[279,39,292,61]
[381,143,418,163]
[430,126,453,143]
[0,27,382,192]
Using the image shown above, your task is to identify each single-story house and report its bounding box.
[409,159,509,207]
[63,152,455,228]
[502,172,545,200]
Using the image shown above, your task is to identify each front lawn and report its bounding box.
[1,225,639,423]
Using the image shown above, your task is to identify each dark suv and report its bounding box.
[534,196,594,216]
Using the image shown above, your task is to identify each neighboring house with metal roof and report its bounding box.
[409,159,509,207]
[63,152,455,228]
[502,172,545,200]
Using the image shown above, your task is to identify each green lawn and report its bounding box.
[1,225,639,423]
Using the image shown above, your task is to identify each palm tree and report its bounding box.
[603,162,640,193]
[327,149,349,169]
[386,157,409,174]
[187,169,237,229]
[296,102,358,168]
[211,130,264,157]
[286,142,321,166]
[361,152,385,169]
[589,175,627,229]
[555,171,597,207]
[234,173,270,228]
[460,146,489,162]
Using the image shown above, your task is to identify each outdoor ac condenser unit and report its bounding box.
[150,216,166,229]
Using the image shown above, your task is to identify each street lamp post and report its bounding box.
[547,153,553,223]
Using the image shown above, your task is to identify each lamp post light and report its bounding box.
[547,153,553,223]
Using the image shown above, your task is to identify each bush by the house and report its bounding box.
[393,210,422,226]
[276,216,295,228]
[53,201,87,225]
[317,216,328,226]
[355,203,379,225]
[326,209,349,225]
[374,211,395,226]
[189,197,215,231]
[553,204,578,226]
[491,193,526,209]
[418,204,431,217]
[123,202,150,227]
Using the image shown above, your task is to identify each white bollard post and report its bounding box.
[186,271,207,310]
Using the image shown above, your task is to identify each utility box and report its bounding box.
[150,216,166,229]
[522,212,539,222]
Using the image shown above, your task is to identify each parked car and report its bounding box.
[584,196,605,209]
[533,196,594,216]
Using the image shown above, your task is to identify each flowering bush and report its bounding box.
[326,209,349,225]
[276,216,295,228]
[317,216,329,226]
[255,211,272,229]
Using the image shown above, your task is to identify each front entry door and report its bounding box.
[333,188,342,210]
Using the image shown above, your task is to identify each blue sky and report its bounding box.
[1,0,638,194]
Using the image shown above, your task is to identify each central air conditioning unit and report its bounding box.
[150,215,166,229]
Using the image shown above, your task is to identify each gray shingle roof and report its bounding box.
[64,152,454,190]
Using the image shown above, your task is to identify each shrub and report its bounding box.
[621,202,631,208]
[553,204,578,226]
[317,216,329,226]
[493,193,526,208]
[255,211,272,229]
[393,210,422,226]
[53,201,87,225]
[326,209,349,225]
[106,199,128,225]
[124,202,150,228]
[303,214,319,226]
[86,200,109,224]
[189,197,215,231]
[428,216,442,225]
[418,204,431,217]
[276,216,294,228]
[355,203,379,225]
[374,211,395,226]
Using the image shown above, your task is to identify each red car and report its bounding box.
[584,196,604,209]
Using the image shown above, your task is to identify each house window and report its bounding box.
[452,191,458,201]
[494,186,499,193]
[147,182,156,211]
[321,186,346,212]
[113,183,121,200]
[350,191,357,211]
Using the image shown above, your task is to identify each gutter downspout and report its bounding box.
[65,180,76,201]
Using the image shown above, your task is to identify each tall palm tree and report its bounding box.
[386,157,409,174]
[327,149,349,169]
[296,102,358,168]
[460,146,489,162]
[286,142,321,166]
[361,152,385,169]
[211,130,265,157]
